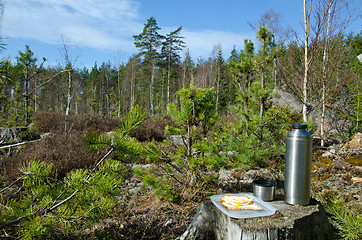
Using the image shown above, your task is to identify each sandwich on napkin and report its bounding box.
[219,194,263,210]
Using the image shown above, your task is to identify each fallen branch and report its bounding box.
[0,139,40,150]
[0,176,25,194]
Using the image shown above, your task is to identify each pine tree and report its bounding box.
[16,45,46,125]
[136,84,218,202]
[0,60,11,125]
[228,39,255,114]
[125,55,141,113]
[85,63,100,114]
[161,26,185,108]
[133,17,163,115]
[181,49,195,87]
[256,25,276,120]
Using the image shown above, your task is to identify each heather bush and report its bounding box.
[129,116,173,142]
[0,107,147,239]
[0,112,120,183]
[0,133,104,182]
[32,111,121,134]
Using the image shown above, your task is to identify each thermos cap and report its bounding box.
[292,124,307,129]
[288,124,311,138]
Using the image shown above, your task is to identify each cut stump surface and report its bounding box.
[178,196,335,240]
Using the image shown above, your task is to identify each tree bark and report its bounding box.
[303,0,311,123]
[150,60,155,115]
[64,70,72,136]
[178,198,335,240]
[321,2,333,147]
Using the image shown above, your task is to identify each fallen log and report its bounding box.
[178,196,335,240]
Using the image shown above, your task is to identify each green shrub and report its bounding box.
[136,84,220,202]
[325,194,362,240]
[0,158,124,239]
[212,82,298,169]
[18,128,41,141]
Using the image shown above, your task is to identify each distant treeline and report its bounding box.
[0,17,360,131]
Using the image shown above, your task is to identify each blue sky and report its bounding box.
[1,0,361,69]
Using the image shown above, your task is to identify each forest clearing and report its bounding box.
[0,0,361,239]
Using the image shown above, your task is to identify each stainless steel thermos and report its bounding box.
[284,124,312,205]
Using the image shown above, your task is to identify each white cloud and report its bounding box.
[2,0,252,62]
[3,0,142,50]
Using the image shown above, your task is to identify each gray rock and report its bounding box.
[272,88,353,141]
[167,135,188,147]
[218,170,234,184]
[272,89,303,113]
[0,127,28,144]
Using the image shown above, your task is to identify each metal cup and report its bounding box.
[252,179,277,202]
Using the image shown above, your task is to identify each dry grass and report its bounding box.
[85,193,195,240]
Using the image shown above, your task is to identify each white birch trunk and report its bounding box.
[216,65,220,112]
[130,64,135,111]
[321,2,333,147]
[150,60,155,115]
[65,70,71,135]
[303,0,310,123]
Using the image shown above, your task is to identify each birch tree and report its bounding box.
[315,0,356,146]
[60,39,73,136]
[303,0,312,122]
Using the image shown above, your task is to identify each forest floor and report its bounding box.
[1,113,360,239]
[85,133,362,239]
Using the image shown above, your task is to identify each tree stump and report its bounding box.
[178,196,335,240]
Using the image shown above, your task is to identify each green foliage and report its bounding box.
[134,166,180,202]
[325,194,362,240]
[5,82,26,127]
[133,17,163,62]
[119,104,147,136]
[217,81,297,169]
[21,159,53,188]
[0,158,124,239]
[167,83,217,137]
[166,83,217,155]
[82,105,147,162]
[19,216,49,240]
[136,85,218,202]
[228,39,255,82]
[18,128,41,141]
[136,80,296,202]
[342,34,362,134]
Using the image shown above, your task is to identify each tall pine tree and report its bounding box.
[161,26,185,108]
[133,17,163,115]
